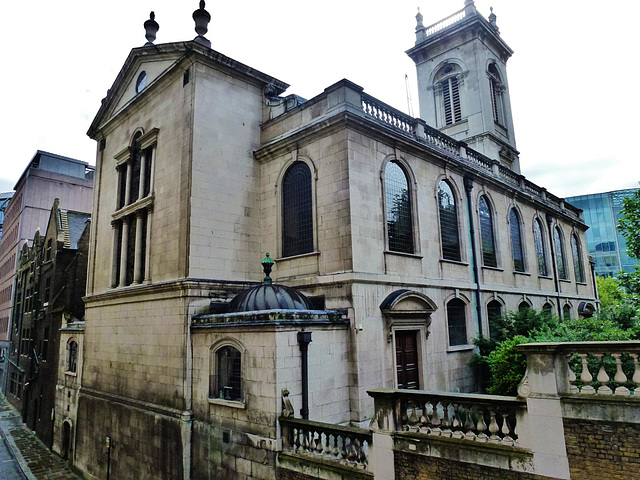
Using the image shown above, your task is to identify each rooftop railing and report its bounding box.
[424,8,467,37]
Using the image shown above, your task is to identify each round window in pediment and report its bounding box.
[135,71,147,93]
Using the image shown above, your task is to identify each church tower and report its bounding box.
[407,1,519,172]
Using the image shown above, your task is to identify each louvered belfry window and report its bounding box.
[438,181,461,261]
[571,233,585,283]
[509,209,525,272]
[385,161,414,254]
[442,77,462,126]
[479,196,497,267]
[533,219,548,276]
[554,227,568,280]
[282,161,313,257]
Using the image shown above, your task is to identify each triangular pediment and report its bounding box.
[88,44,188,137]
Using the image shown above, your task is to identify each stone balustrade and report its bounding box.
[424,8,466,37]
[279,417,371,469]
[518,341,640,397]
[368,389,525,448]
[361,93,413,135]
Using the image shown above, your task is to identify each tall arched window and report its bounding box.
[542,303,553,317]
[571,233,585,283]
[509,208,524,272]
[488,63,505,126]
[533,219,548,276]
[518,301,530,312]
[438,180,461,261]
[282,162,313,257]
[487,300,502,340]
[434,64,463,126]
[479,196,497,267]
[447,298,467,346]
[67,340,78,373]
[554,227,568,280]
[385,161,414,254]
[210,345,242,402]
[563,304,571,320]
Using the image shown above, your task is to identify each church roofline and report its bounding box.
[88,41,289,139]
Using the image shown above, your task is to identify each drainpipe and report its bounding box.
[297,329,312,420]
[463,175,483,337]
[546,215,563,318]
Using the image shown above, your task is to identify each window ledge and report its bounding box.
[559,278,572,283]
[440,258,469,266]
[384,250,423,259]
[447,344,474,353]
[65,371,77,377]
[112,194,154,221]
[538,275,554,280]
[209,398,246,409]
[277,251,320,262]
[576,281,587,286]
[513,271,531,276]
[481,265,503,272]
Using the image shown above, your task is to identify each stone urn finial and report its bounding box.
[193,0,212,48]
[144,11,159,46]
[415,7,426,43]
[261,253,274,285]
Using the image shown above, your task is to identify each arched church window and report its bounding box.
[533,219,548,277]
[571,233,585,283]
[479,196,497,267]
[438,180,461,261]
[447,298,467,346]
[554,227,568,280]
[509,208,525,272]
[385,161,414,254]
[282,161,313,257]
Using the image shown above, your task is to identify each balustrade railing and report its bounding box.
[464,149,493,171]
[518,341,640,398]
[280,417,371,469]
[424,9,466,37]
[369,390,525,448]
[422,123,461,156]
[564,345,640,396]
[361,94,413,135]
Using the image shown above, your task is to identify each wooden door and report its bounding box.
[395,330,419,389]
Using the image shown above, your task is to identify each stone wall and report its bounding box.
[564,418,640,480]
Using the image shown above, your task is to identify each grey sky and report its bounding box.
[0,0,638,197]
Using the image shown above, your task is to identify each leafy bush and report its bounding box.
[485,335,530,396]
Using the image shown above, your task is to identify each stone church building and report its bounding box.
[65,1,596,478]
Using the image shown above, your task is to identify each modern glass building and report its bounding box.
[566,188,639,277]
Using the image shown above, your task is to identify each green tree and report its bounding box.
[596,276,624,309]
[618,188,640,260]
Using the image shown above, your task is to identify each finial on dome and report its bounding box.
[144,11,159,46]
[488,7,499,33]
[415,7,426,44]
[193,1,212,48]
[261,253,274,285]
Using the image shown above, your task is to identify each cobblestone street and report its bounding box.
[0,395,81,479]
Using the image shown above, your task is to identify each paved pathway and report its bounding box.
[0,395,81,479]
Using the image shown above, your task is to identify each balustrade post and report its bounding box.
[517,343,571,479]
[368,390,397,480]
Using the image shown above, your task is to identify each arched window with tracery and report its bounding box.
[282,161,313,257]
[571,233,585,283]
[533,218,548,277]
[554,227,568,280]
[479,196,497,267]
[438,180,461,261]
[509,208,525,272]
[385,161,414,254]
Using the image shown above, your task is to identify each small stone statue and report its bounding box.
[281,389,294,418]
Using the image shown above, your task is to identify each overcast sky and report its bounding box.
[0,0,638,198]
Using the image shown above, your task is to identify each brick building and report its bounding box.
[0,152,93,391]
[5,198,90,448]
